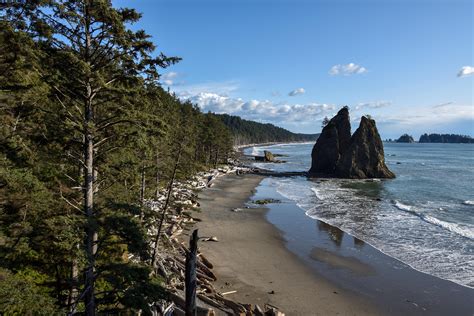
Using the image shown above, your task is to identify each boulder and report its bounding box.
[336,116,395,179]
[309,107,351,174]
[264,150,275,162]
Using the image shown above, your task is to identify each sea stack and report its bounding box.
[309,107,351,174]
[396,134,415,143]
[309,108,395,179]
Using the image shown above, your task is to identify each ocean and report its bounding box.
[244,142,474,289]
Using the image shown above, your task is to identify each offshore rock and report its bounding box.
[309,107,395,179]
[309,107,351,174]
[264,150,275,162]
[396,134,415,143]
[336,116,395,179]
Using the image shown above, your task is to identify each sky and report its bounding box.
[114,0,473,139]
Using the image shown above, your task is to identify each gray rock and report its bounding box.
[309,107,351,174]
[336,116,395,179]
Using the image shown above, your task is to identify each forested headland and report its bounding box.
[418,133,474,143]
[0,1,237,314]
[0,1,324,314]
[217,114,319,145]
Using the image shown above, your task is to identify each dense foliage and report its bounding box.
[419,133,474,143]
[217,113,318,145]
[0,1,232,314]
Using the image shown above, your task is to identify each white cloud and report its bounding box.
[373,103,474,131]
[178,91,336,123]
[161,72,179,86]
[172,81,239,96]
[329,63,367,76]
[354,101,391,111]
[288,88,306,96]
[457,66,474,77]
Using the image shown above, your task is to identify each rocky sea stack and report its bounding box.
[309,107,395,179]
[396,134,415,143]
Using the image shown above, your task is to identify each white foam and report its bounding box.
[463,200,474,205]
[394,200,412,212]
[311,187,325,200]
[393,200,474,240]
[251,146,262,156]
[424,215,474,240]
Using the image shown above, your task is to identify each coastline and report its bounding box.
[187,142,473,315]
[194,173,382,315]
[193,171,474,315]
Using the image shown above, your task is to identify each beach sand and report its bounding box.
[193,173,381,315]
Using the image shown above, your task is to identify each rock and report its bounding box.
[309,107,351,174]
[309,107,395,179]
[396,134,415,143]
[264,150,275,162]
[252,199,281,205]
[336,116,395,179]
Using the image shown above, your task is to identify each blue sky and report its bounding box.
[115,0,473,139]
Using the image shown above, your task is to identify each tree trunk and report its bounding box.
[213,148,219,169]
[84,112,96,316]
[151,146,182,268]
[140,163,146,203]
[83,3,96,313]
[155,153,160,199]
[68,253,79,312]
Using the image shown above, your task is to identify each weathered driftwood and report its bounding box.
[168,291,215,316]
[198,253,213,269]
[146,164,287,316]
[214,293,247,314]
[185,229,198,316]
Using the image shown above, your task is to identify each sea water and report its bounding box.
[245,142,474,288]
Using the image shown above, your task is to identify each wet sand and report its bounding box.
[194,174,382,315]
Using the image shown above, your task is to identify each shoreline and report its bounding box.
[194,173,382,315]
[193,171,474,315]
[259,176,474,315]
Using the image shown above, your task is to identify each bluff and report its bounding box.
[396,134,415,143]
[309,108,395,179]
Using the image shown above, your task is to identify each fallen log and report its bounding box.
[198,253,214,269]
[168,291,216,316]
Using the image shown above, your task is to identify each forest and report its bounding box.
[418,133,474,143]
[217,114,318,145]
[0,1,235,314]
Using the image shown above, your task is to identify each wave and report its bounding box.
[463,200,474,205]
[311,187,325,200]
[393,201,474,240]
[251,147,261,156]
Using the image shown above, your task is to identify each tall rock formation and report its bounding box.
[309,107,351,174]
[336,116,395,178]
[309,108,395,179]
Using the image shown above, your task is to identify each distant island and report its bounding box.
[396,134,415,143]
[419,133,474,143]
[217,113,319,145]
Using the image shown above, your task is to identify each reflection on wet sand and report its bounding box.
[310,247,376,276]
[353,236,365,247]
[317,220,344,246]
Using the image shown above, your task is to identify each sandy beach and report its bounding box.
[193,173,382,315]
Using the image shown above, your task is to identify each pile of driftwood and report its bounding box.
[145,162,285,315]
[155,236,284,316]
